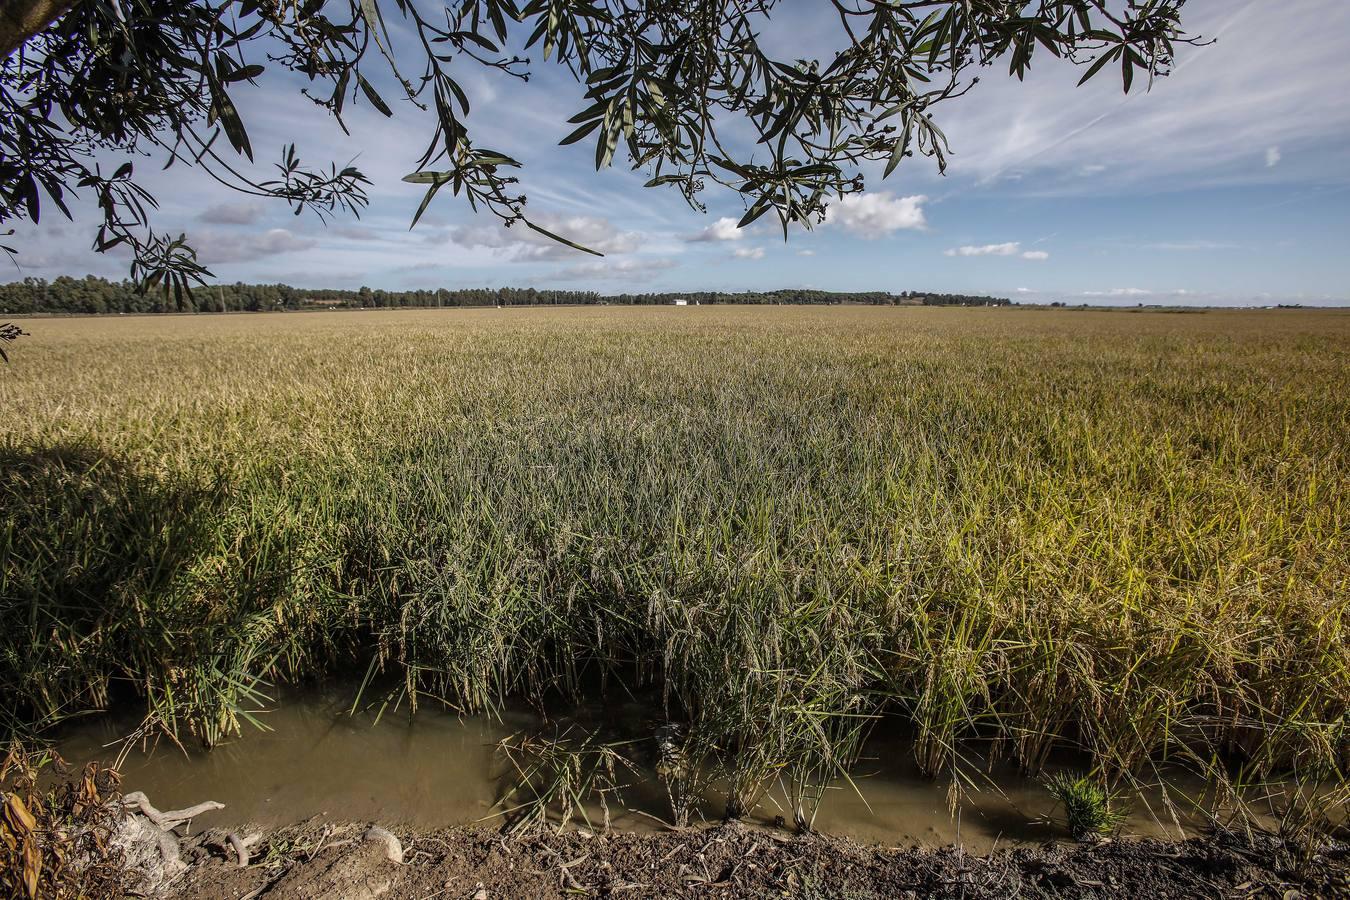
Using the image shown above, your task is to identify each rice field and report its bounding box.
[2,305,1347,832]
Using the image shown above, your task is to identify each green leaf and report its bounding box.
[525,219,603,256]
[357,75,393,117]
[1077,46,1121,87]
[409,180,444,229]
[448,78,472,116]
[737,198,772,229]
[559,119,602,146]
[213,88,253,161]
[224,63,265,83]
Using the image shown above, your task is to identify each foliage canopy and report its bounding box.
[0,0,1196,300]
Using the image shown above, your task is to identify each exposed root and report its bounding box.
[122,791,226,830]
[110,807,188,892]
[226,832,262,868]
[112,791,227,893]
[154,825,183,872]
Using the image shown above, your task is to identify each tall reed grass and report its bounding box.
[1,306,1346,829]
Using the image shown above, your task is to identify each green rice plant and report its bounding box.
[1044,771,1127,841]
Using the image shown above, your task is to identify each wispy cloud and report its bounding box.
[197,202,265,225]
[731,246,765,260]
[945,242,1020,257]
[1082,287,1153,297]
[933,1,1350,192]
[333,224,383,241]
[945,242,1048,261]
[548,258,678,281]
[448,213,641,261]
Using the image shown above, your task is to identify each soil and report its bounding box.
[161,819,1350,900]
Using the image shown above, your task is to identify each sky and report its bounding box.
[9,0,1350,306]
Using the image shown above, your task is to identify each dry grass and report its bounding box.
[1,305,1346,829]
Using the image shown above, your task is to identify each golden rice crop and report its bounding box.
[1,305,1346,825]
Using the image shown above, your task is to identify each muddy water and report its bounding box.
[54,690,1208,853]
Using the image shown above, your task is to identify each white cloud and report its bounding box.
[1082,288,1152,297]
[548,258,678,281]
[945,242,1021,257]
[1016,287,1034,293]
[1265,145,1282,168]
[731,246,765,260]
[449,213,641,261]
[198,202,265,225]
[192,228,316,264]
[1021,250,1050,261]
[686,217,746,242]
[797,249,816,257]
[825,192,927,237]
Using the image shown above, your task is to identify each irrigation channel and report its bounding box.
[52,684,1226,851]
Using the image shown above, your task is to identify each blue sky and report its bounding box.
[10,0,1350,305]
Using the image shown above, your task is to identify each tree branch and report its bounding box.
[0,0,77,59]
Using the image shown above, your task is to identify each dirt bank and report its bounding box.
[161,820,1348,900]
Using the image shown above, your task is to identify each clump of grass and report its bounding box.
[652,722,709,828]
[1044,772,1126,841]
[492,727,637,835]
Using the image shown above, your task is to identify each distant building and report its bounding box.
[672,298,689,306]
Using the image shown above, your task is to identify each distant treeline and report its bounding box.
[0,276,1009,314]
